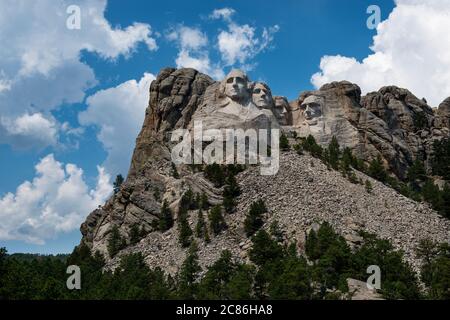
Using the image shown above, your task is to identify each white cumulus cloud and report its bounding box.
[0,113,58,149]
[311,0,450,107]
[167,9,280,78]
[79,73,155,177]
[167,26,224,79]
[0,154,112,245]
[211,8,280,68]
[0,0,158,149]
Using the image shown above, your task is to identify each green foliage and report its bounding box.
[267,256,313,300]
[293,143,303,155]
[244,199,268,237]
[200,192,209,210]
[180,188,197,211]
[223,174,240,213]
[209,205,227,235]
[249,230,284,267]
[158,200,174,231]
[352,231,421,300]
[413,112,428,130]
[305,222,352,292]
[1,222,448,300]
[365,180,373,193]
[418,241,450,299]
[178,212,193,248]
[204,163,225,187]
[113,174,124,194]
[368,155,387,183]
[195,209,209,242]
[407,159,427,191]
[302,135,323,158]
[328,136,340,170]
[197,250,254,299]
[171,162,180,179]
[107,225,126,258]
[269,220,285,243]
[177,242,201,299]
[442,184,450,219]
[280,133,290,151]
[129,224,143,245]
[432,138,450,180]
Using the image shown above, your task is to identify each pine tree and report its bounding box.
[209,205,227,235]
[368,155,387,183]
[200,192,209,210]
[280,133,290,151]
[442,184,450,219]
[407,159,427,191]
[249,230,283,266]
[178,211,193,248]
[303,135,323,158]
[223,174,240,213]
[159,200,174,231]
[328,136,340,170]
[204,163,225,187]
[195,209,207,240]
[107,225,126,258]
[177,242,201,299]
[421,180,442,211]
[244,200,268,237]
[365,180,373,193]
[129,223,141,245]
[171,162,180,179]
[269,220,284,243]
[113,174,124,194]
[431,138,450,180]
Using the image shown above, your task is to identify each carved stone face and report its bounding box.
[252,82,272,109]
[301,95,323,125]
[224,69,249,102]
[273,97,290,125]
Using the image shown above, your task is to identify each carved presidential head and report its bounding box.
[273,96,291,125]
[300,95,324,125]
[252,82,273,109]
[221,69,250,103]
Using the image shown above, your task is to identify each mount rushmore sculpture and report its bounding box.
[125,67,449,180]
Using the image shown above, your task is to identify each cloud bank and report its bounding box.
[0,154,112,244]
[0,0,157,149]
[79,73,155,176]
[311,0,450,107]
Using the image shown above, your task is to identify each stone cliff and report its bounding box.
[80,67,450,276]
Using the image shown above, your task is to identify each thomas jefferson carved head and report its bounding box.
[252,82,273,109]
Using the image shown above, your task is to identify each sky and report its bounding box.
[0,0,449,254]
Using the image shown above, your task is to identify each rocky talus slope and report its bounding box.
[102,151,449,274]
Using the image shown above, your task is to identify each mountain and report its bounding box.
[79,67,450,278]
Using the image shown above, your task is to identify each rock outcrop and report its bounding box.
[80,67,450,288]
[290,82,450,179]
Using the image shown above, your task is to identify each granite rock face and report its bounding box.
[290,82,450,179]
[80,67,450,291]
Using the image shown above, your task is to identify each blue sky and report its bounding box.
[1,0,448,254]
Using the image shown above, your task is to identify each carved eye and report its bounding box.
[235,77,245,85]
[253,88,262,94]
[226,77,234,84]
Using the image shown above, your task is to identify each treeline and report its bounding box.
[282,133,450,219]
[1,222,449,300]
